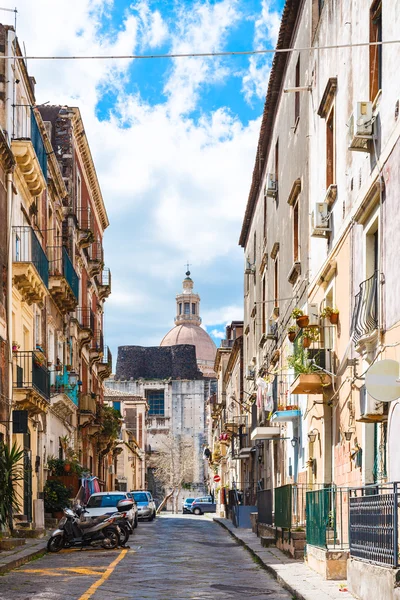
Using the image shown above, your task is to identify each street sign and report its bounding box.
[365,359,400,402]
[213,475,221,483]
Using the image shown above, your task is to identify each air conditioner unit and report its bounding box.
[358,386,384,423]
[265,173,277,198]
[311,202,330,237]
[266,319,278,340]
[348,101,373,152]
[307,303,319,326]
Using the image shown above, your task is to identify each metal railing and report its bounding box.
[306,486,349,550]
[292,326,336,376]
[75,308,95,332]
[47,246,79,301]
[100,346,112,369]
[13,351,50,400]
[30,110,47,180]
[12,226,49,287]
[91,330,104,353]
[76,206,92,231]
[349,482,399,567]
[101,268,111,287]
[257,489,273,525]
[351,271,378,342]
[88,242,104,262]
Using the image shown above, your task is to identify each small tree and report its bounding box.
[0,442,24,532]
[151,434,195,514]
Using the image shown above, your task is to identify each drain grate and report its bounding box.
[210,584,274,596]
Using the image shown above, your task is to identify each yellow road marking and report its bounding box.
[18,566,106,577]
[78,548,128,600]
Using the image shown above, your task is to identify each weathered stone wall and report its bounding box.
[115,344,203,381]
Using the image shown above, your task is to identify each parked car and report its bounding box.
[190,496,216,515]
[131,490,156,521]
[84,492,138,528]
[182,497,195,514]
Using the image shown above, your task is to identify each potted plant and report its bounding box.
[65,364,72,372]
[291,308,309,328]
[55,358,62,372]
[44,479,72,519]
[302,327,319,348]
[321,306,339,325]
[12,342,20,353]
[288,326,297,343]
[33,352,46,368]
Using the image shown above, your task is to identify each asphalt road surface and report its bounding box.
[0,514,292,600]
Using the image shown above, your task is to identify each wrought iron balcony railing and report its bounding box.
[100,345,112,369]
[351,271,378,343]
[75,307,95,332]
[12,226,49,288]
[48,246,79,302]
[13,351,50,400]
[91,330,104,354]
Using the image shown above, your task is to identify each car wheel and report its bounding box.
[148,513,154,521]
[193,508,202,516]
[134,515,138,528]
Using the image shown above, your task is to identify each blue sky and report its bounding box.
[3,0,284,364]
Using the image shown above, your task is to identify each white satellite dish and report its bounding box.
[365,359,400,402]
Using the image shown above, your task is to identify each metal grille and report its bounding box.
[349,483,399,567]
[30,109,47,180]
[306,487,333,548]
[13,351,50,400]
[351,271,378,342]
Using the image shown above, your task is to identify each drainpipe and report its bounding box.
[6,169,14,446]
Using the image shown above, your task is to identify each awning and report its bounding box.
[251,426,282,440]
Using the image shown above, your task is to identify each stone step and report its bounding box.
[12,529,45,539]
[0,538,26,551]
[260,536,276,548]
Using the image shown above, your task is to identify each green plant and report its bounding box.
[0,442,24,531]
[287,351,317,374]
[47,456,66,476]
[288,326,297,333]
[320,306,339,318]
[302,327,320,342]
[291,308,304,319]
[98,405,122,440]
[44,480,72,513]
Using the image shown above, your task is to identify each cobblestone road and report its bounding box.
[0,515,292,600]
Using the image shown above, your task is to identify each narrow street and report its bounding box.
[0,515,291,600]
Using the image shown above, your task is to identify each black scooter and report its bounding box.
[47,507,120,552]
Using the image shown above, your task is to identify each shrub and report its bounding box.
[44,480,72,513]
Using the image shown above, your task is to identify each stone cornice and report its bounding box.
[71,108,109,232]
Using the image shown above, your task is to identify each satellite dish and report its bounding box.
[365,359,400,402]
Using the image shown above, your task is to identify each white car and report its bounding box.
[131,490,157,521]
[84,492,138,527]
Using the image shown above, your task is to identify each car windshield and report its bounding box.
[87,494,126,508]
[185,498,195,504]
[133,492,149,502]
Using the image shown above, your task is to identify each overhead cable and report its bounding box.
[0,39,399,61]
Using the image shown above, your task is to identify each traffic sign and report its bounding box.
[213,475,221,483]
[365,359,400,402]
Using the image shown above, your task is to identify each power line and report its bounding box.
[0,39,398,61]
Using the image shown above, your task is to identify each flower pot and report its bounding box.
[329,312,339,325]
[296,315,309,328]
[288,332,296,343]
[55,365,62,372]
[302,337,311,348]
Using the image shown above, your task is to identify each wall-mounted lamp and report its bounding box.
[68,370,79,387]
[308,429,319,443]
[344,431,353,441]
[291,437,298,448]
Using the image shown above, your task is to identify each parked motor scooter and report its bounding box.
[80,498,134,547]
[47,507,120,552]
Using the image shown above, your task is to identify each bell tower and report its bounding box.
[174,271,201,326]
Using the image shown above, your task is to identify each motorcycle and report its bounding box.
[77,498,135,547]
[47,507,120,552]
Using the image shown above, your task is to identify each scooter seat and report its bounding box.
[81,516,109,528]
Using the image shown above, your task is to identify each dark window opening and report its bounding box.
[184,302,190,315]
[274,257,279,308]
[326,107,335,189]
[192,303,196,315]
[293,202,299,262]
[275,139,279,205]
[370,1,382,101]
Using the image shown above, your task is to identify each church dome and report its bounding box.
[160,323,216,363]
[160,271,216,376]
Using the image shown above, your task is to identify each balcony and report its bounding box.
[145,416,170,434]
[53,365,79,407]
[75,307,95,347]
[11,110,47,197]
[288,329,334,395]
[13,351,50,413]
[351,271,378,351]
[79,393,98,427]
[98,346,112,381]
[87,242,104,278]
[48,246,79,313]
[12,226,48,306]
[97,268,111,300]
[89,330,104,365]
[76,207,95,249]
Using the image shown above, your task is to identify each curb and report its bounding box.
[214,518,307,600]
[0,543,47,575]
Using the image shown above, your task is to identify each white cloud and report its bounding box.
[241,0,281,103]
[209,328,225,339]
[202,304,243,326]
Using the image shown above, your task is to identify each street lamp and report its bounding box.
[308,429,318,443]
[344,431,353,441]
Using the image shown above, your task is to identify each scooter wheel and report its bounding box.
[118,525,130,546]
[102,528,119,550]
[47,534,64,553]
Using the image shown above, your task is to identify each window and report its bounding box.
[113,401,121,414]
[192,303,196,315]
[262,277,266,334]
[179,303,182,315]
[263,193,267,241]
[146,390,165,416]
[326,107,335,189]
[293,201,299,262]
[87,494,126,508]
[295,56,300,123]
[274,256,279,308]
[184,302,190,315]
[275,139,279,204]
[370,0,382,101]
[77,172,82,215]
[253,231,257,264]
